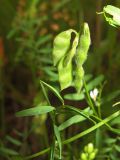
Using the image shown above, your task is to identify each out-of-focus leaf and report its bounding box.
[53,0,71,12]
[6,136,22,146]
[36,35,52,47]
[85,75,104,91]
[11,155,24,160]
[115,145,120,152]
[101,90,120,104]
[38,48,52,54]
[0,147,18,156]
[84,74,93,82]
[43,68,58,81]
[104,137,116,144]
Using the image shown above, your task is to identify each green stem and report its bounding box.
[97,81,106,118]
[40,81,57,159]
[83,80,98,116]
[62,111,119,145]
[25,148,50,159]
[25,110,120,159]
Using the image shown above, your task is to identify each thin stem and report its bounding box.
[25,111,120,159]
[25,148,50,159]
[40,81,58,159]
[97,105,101,118]
[83,79,98,116]
[97,81,107,118]
[62,111,119,145]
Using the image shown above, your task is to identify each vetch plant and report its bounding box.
[14,4,120,160]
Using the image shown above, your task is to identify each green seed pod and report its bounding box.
[58,56,72,90]
[74,23,90,93]
[75,23,91,66]
[53,29,77,66]
[74,66,84,93]
[52,23,90,92]
[56,31,78,90]
[64,33,79,66]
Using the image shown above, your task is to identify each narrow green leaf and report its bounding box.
[6,136,22,146]
[53,0,71,12]
[0,147,18,156]
[115,145,120,152]
[104,137,116,144]
[58,115,86,131]
[85,75,104,91]
[38,48,52,54]
[36,34,52,47]
[84,74,93,82]
[50,142,55,160]
[25,111,120,159]
[64,105,95,124]
[101,90,120,104]
[16,105,55,117]
[63,111,120,145]
[40,80,64,104]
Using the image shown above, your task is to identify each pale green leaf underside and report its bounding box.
[16,105,55,117]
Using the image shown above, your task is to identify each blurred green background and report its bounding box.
[0,0,120,159]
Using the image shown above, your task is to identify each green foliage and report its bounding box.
[0,1,120,160]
